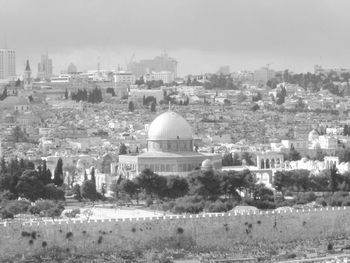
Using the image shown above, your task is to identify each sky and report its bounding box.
[1,0,350,77]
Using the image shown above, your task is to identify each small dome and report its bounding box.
[201,159,213,170]
[308,129,320,141]
[148,111,192,140]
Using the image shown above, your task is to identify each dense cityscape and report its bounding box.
[2,0,350,262]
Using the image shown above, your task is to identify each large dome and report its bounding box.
[148,111,193,140]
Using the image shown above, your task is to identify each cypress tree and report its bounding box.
[91,167,96,183]
[0,157,7,173]
[90,167,96,191]
[53,158,64,186]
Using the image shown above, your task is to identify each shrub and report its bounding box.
[64,208,80,218]
[171,195,205,214]
[145,197,153,207]
[295,192,316,204]
[29,200,65,218]
[315,197,327,207]
[43,184,65,201]
[206,200,229,213]
[1,209,14,219]
[4,200,31,215]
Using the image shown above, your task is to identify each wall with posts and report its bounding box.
[1,207,350,259]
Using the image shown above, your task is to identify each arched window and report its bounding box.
[271,158,275,168]
[276,158,280,168]
[261,159,265,169]
[266,159,270,169]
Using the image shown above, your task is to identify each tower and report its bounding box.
[24,60,31,88]
[0,48,16,80]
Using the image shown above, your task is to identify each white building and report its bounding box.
[144,70,174,84]
[115,71,135,84]
[50,74,71,83]
[0,49,16,80]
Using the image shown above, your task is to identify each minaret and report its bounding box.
[24,60,31,89]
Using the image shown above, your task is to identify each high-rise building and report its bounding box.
[128,51,177,79]
[254,67,275,84]
[0,49,16,80]
[37,53,53,80]
[67,63,77,74]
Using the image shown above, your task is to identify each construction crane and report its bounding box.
[125,53,135,69]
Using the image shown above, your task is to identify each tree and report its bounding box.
[120,179,139,200]
[150,101,156,112]
[135,169,162,198]
[165,176,189,199]
[0,157,7,173]
[43,183,65,200]
[11,126,27,143]
[81,180,98,201]
[53,158,64,186]
[187,170,222,200]
[119,143,127,155]
[106,87,115,96]
[315,147,325,161]
[241,152,254,165]
[84,170,88,181]
[128,101,134,112]
[336,147,350,163]
[186,76,191,86]
[90,167,96,192]
[251,104,259,111]
[15,78,21,87]
[72,184,82,201]
[329,164,340,193]
[286,144,301,161]
[0,87,7,100]
[15,170,45,202]
[222,153,234,166]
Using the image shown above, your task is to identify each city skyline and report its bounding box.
[1,0,350,76]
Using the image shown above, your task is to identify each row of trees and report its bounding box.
[110,168,257,204]
[221,152,255,166]
[135,77,164,89]
[270,70,350,97]
[72,167,104,202]
[274,166,350,194]
[0,87,7,101]
[110,164,350,213]
[0,157,64,202]
[70,87,103,103]
[203,74,239,90]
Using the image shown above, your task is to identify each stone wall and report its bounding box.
[1,207,350,258]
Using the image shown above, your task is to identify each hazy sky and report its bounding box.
[1,0,350,76]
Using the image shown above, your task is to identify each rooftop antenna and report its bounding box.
[97,56,100,72]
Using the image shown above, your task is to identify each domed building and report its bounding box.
[118,111,222,178]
